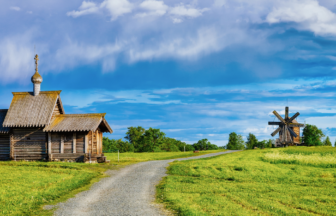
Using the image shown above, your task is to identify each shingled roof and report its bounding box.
[3,91,64,127]
[0,110,10,133]
[43,114,113,133]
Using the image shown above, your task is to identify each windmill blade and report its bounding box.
[289,123,304,127]
[287,112,300,123]
[271,127,282,137]
[285,107,289,119]
[268,122,281,125]
[283,125,287,142]
[273,110,286,124]
[287,127,298,138]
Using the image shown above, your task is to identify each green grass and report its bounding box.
[157,147,336,215]
[0,150,224,215]
[283,146,336,156]
[104,150,225,166]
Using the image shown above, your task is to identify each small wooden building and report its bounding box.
[0,55,113,162]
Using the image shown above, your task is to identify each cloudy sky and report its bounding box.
[1,0,336,146]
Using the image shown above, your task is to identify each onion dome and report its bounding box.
[31,54,43,84]
[31,71,43,84]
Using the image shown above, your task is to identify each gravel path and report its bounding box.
[54,150,240,216]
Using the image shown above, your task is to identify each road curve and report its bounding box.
[54,150,240,216]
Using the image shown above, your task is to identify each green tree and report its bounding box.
[193,139,218,150]
[246,133,258,149]
[267,139,273,148]
[257,140,267,149]
[124,126,145,152]
[323,136,332,146]
[303,124,324,146]
[140,128,166,152]
[226,133,245,150]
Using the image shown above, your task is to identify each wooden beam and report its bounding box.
[91,131,93,154]
[48,132,51,154]
[61,134,64,153]
[9,133,14,160]
[100,132,103,154]
[73,133,76,153]
[85,133,88,153]
[96,130,99,154]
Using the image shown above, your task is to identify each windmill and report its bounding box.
[268,107,305,147]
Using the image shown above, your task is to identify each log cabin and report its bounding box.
[0,55,113,163]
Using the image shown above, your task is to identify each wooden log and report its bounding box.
[73,133,76,153]
[85,133,88,153]
[61,134,64,153]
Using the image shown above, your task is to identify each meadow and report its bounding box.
[104,150,225,166]
[157,147,336,215]
[0,150,223,215]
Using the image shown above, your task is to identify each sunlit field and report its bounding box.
[0,150,224,215]
[157,147,336,215]
[105,150,226,166]
[0,162,105,215]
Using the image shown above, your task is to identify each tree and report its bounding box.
[246,133,258,149]
[226,133,245,150]
[267,139,273,148]
[140,128,166,152]
[257,140,267,149]
[124,126,145,152]
[323,136,332,146]
[193,139,218,150]
[303,124,324,146]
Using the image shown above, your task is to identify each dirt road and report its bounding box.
[54,150,239,216]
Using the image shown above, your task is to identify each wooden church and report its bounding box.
[0,55,113,162]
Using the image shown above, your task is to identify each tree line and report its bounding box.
[103,126,219,153]
[226,124,333,150]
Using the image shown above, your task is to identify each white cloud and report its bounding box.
[10,6,21,11]
[128,27,224,62]
[67,1,100,18]
[137,0,168,17]
[67,0,133,20]
[101,0,133,20]
[266,0,336,35]
[0,35,35,84]
[172,18,182,23]
[170,4,209,18]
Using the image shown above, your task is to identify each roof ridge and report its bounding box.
[59,113,106,117]
[12,90,62,95]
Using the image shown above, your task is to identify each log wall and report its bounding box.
[76,133,85,153]
[0,134,10,161]
[12,128,47,161]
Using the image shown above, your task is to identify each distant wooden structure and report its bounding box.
[0,54,113,162]
[268,107,304,147]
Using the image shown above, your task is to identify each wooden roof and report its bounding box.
[0,110,10,133]
[3,91,64,127]
[43,114,113,133]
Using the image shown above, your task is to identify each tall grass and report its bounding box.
[157,148,336,215]
[264,151,336,168]
[283,146,336,156]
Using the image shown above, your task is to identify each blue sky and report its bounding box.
[1,0,336,146]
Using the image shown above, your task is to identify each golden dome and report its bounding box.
[31,71,43,84]
[31,54,43,84]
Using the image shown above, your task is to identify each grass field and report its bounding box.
[104,150,225,166]
[157,147,336,215]
[0,150,223,215]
